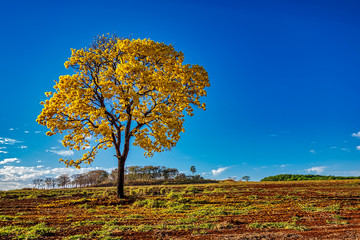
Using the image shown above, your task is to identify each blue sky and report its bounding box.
[1,0,360,190]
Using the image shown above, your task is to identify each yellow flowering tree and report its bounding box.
[37,35,209,198]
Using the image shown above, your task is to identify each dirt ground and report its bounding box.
[1,180,360,239]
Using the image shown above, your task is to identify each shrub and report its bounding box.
[133,199,166,208]
[167,190,183,200]
[159,188,167,195]
[185,186,200,195]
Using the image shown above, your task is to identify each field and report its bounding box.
[1,180,360,239]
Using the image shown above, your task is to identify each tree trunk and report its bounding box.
[117,156,125,198]
[115,110,132,199]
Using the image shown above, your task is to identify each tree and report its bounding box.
[50,179,57,189]
[72,174,88,187]
[45,178,54,189]
[162,167,179,180]
[190,166,196,175]
[86,170,109,185]
[175,173,187,180]
[57,174,71,188]
[109,169,118,183]
[37,34,209,198]
[32,179,43,189]
[242,176,250,182]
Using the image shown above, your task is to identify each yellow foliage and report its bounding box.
[37,34,209,168]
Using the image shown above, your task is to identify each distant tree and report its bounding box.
[32,179,37,188]
[86,170,109,185]
[162,168,179,180]
[72,174,89,187]
[32,179,43,189]
[242,176,250,182]
[74,173,88,187]
[142,166,162,181]
[110,169,118,183]
[193,174,203,180]
[50,179,57,189]
[57,174,71,188]
[175,173,187,180]
[126,166,141,181]
[37,34,210,198]
[190,166,196,175]
[260,174,360,182]
[71,174,81,187]
[45,178,53,189]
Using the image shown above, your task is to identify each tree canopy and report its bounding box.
[37,34,209,198]
[261,174,360,181]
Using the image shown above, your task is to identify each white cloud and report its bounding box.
[34,131,41,134]
[306,166,327,174]
[211,167,229,176]
[0,158,20,165]
[356,146,360,150]
[0,137,20,145]
[0,181,32,191]
[0,165,113,190]
[309,149,316,154]
[46,149,74,157]
[352,132,360,138]
[0,151,8,154]
[19,145,28,149]
[280,164,287,168]
[24,131,29,134]
[9,128,14,131]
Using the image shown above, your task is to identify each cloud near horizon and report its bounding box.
[306,166,327,174]
[0,165,114,191]
[0,158,20,165]
[211,167,230,176]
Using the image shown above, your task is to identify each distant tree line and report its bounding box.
[108,165,205,185]
[32,170,109,189]
[261,174,360,181]
[31,165,208,189]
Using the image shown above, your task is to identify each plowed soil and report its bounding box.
[1,180,360,239]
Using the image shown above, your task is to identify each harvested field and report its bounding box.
[1,180,360,239]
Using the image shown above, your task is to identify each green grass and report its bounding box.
[0,215,17,221]
[300,203,341,213]
[71,220,106,227]
[64,234,90,240]
[247,221,310,231]
[123,214,144,220]
[0,223,56,239]
[133,198,166,208]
